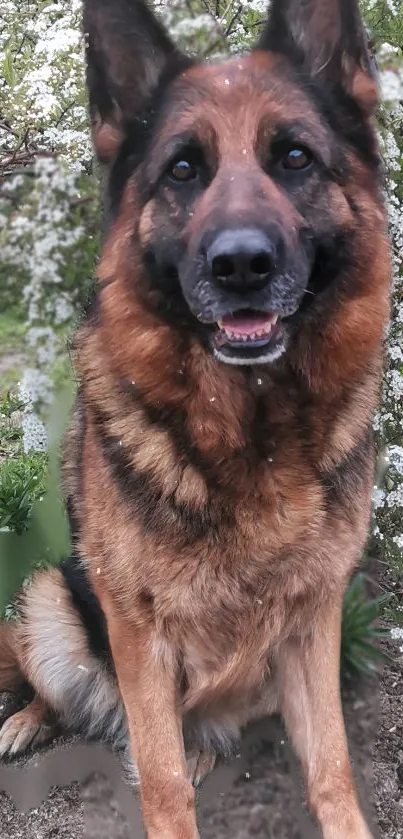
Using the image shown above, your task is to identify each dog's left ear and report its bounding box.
[83,0,186,162]
[255,0,378,116]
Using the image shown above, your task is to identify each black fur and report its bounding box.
[60,554,111,662]
[118,378,222,487]
[256,0,380,169]
[319,426,375,515]
[92,408,232,545]
[62,395,111,664]
[106,56,194,222]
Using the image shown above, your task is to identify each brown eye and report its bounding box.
[170,158,198,182]
[282,147,313,170]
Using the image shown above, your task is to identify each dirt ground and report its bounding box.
[373,638,403,838]
[0,632,402,839]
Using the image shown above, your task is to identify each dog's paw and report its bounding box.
[186,749,216,788]
[0,701,55,757]
[0,691,23,728]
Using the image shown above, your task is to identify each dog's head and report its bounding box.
[84,0,386,368]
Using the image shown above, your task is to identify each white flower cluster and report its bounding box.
[2,156,84,381]
[389,446,403,474]
[18,369,49,453]
[1,152,96,450]
[373,37,403,564]
[0,0,91,169]
[20,410,48,454]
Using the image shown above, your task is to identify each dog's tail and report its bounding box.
[0,620,25,692]
[15,567,128,747]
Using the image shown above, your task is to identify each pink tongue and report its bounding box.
[221,313,273,336]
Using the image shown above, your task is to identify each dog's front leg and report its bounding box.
[276,597,372,839]
[106,607,198,839]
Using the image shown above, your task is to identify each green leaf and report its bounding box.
[341,573,391,679]
[2,50,16,87]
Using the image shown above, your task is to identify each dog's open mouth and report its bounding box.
[212,309,285,365]
[217,311,279,346]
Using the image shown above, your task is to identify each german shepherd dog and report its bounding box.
[0,0,390,836]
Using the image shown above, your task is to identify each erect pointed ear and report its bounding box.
[83,0,187,162]
[255,0,378,116]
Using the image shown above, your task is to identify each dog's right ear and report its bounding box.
[83,0,186,163]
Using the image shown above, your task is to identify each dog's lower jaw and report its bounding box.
[212,340,286,366]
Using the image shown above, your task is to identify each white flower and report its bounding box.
[373,488,386,509]
[19,369,53,408]
[380,69,403,103]
[21,411,48,453]
[389,446,403,475]
[385,484,403,508]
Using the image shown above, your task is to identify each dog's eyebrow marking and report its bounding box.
[261,120,332,168]
[147,125,219,182]
[155,132,207,160]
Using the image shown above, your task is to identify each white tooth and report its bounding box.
[271,315,278,325]
[218,319,223,328]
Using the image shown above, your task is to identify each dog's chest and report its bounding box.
[154,535,320,711]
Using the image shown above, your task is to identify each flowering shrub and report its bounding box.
[0,0,90,172]
[370,19,403,589]
[1,156,98,448]
[0,1,402,602]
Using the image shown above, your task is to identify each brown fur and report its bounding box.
[0,623,23,693]
[0,1,391,838]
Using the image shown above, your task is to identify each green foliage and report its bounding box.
[0,311,26,351]
[2,49,16,87]
[0,385,73,616]
[0,390,24,441]
[363,0,403,48]
[0,453,46,535]
[341,574,391,679]
[0,390,47,534]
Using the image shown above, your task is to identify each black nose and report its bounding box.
[207,228,276,291]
